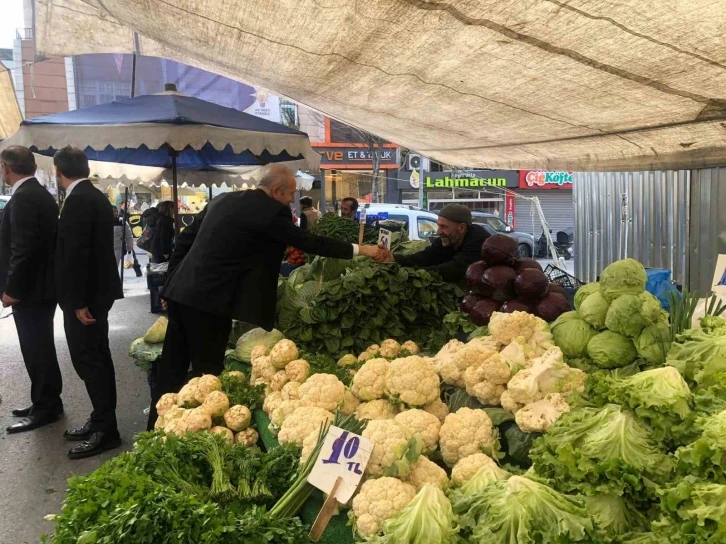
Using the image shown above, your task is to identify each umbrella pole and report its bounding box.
[208,185,213,204]
[171,151,181,234]
[120,187,129,287]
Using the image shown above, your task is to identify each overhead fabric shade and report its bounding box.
[0,69,22,139]
[32,0,726,171]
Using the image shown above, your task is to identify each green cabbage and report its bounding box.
[574,282,600,312]
[234,328,283,362]
[634,322,671,366]
[599,259,647,302]
[370,485,459,544]
[451,476,600,544]
[551,311,598,358]
[676,409,726,483]
[578,291,610,330]
[587,331,637,369]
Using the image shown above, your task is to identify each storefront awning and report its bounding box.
[34,0,726,171]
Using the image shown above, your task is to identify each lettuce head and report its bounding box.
[657,476,726,543]
[599,259,647,302]
[676,409,726,483]
[605,293,663,339]
[551,311,598,358]
[574,282,600,312]
[578,291,610,330]
[587,331,638,369]
[634,322,672,367]
[584,494,649,535]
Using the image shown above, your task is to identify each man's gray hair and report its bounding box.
[258,164,295,191]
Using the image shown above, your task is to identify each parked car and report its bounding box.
[470,211,535,258]
[358,203,439,241]
[0,195,10,223]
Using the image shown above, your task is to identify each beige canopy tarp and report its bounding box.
[0,69,22,139]
[34,0,726,171]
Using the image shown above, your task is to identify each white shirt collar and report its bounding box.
[10,176,34,195]
[65,178,87,197]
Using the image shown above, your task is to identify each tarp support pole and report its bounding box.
[208,185,213,203]
[171,150,181,234]
[119,186,129,287]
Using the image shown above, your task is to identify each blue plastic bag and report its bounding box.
[646,268,679,311]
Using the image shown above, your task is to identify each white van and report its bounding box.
[358,203,439,241]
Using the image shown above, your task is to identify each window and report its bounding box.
[417,217,438,239]
[386,214,410,228]
[473,215,509,232]
[78,81,132,107]
[280,100,298,128]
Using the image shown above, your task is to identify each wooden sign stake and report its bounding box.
[309,476,343,541]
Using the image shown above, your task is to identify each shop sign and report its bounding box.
[317,146,397,167]
[504,192,516,228]
[519,170,574,189]
[422,170,519,191]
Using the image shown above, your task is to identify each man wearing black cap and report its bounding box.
[374,203,489,282]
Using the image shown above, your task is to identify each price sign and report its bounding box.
[307,426,373,504]
[378,228,392,250]
[358,208,367,223]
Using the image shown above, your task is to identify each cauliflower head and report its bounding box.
[164,406,185,422]
[177,382,201,408]
[269,370,290,392]
[251,355,276,383]
[401,340,420,355]
[355,399,398,421]
[500,389,525,414]
[156,393,178,417]
[358,344,381,362]
[278,406,334,446]
[185,408,212,432]
[439,407,497,467]
[270,399,301,430]
[280,381,302,401]
[489,311,554,354]
[386,356,440,406]
[380,339,402,359]
[463,353,512,406]
[405,456,449,491]
[202,390,230,419]
[395,409,442,454]
[285,359,310,383]
[299,373,346,411]
[210,425,234,445]
[362,419,413,477]
[338,389,361,416]
[235,427,259,447]
[250,344,270,363]
[351,477,416,539]
[450,453,500,486]
[506,346,574,405]
[439,337,499,389]
[514,393,571,433]
[263,391,283,414]
[269,339,299,369]
[224,405,252,432]
[499,336,537,372]
[351,358,390,401]
[226,370,246,384]
[194,374,222,404]
[338,354,358,367]
[422,398,449,423]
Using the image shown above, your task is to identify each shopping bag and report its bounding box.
[124,254,134,269]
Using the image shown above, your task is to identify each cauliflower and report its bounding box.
[499,336,537,372]
[351,477,416,539]
[401,340,420,355]
[488,311,554,355]
[450,453,500,486]
[463,353,513,406]
[270,339,299,369]
[338,354,358,367]
[515,393,571,433]
[422,398,449,423]
[185,407,213,432]
[224,405,252,432]
[285,359,310,383]
[362,419,417,477]
[164,418,186,436]
[202,390,230,419]
[500,390,525,414]
[299,373,346,411]
[269,370,290,392]
[270,399,301,430]
[226,370,246,384]
[351,358,390,401]
[338,389,361,415]
[177,380,201,408]
[358,344,381,362]
[210,426,234,445]
[280,381,302,401]
[235,427,259,447]
[355,399,398,420]
[250,344,269,363]
[278,406,334,446]
[299,429,320,464]
[154,414,166,430]
[386,356,440,406]
[405,456,449,491]
[263,391,283,414]
[155,393,178,417]
[164,406,185,422]
[395,409,442,454]
[561,367,586,395]
[506,347,579,405]
[438,337,499,388]
[439,407,497,467]
[380,339,402,359]
[194,374,222,404]
[251,355,276,384]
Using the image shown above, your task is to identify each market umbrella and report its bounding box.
[0,89,320,231]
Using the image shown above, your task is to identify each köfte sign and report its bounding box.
[520,171,574,189]
[423,170,519,191]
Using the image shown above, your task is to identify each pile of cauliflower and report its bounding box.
[154,372,259,447]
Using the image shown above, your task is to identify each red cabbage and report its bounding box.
[481,235,518,266]
[514,258,543,273]
[466,261,489,293]
[461,293,483,314]
[500,300,532,313]
[547,283,566,296]
[514,268,549,300]
[534,293,571,322]
[480,265,517,303]
[471,299,501,326]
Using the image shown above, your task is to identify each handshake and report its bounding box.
[359,244,396,263]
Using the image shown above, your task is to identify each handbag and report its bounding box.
[137,225,154,252]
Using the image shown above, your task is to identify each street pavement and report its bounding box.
[0,254,159,544]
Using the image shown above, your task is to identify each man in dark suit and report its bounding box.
[147,164,379,429]
[0,146,64,433]
[53,146,123,459]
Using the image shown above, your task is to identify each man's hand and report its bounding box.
[373,244,395,263]
[75,307,96,325]
[357,245,380,258]
[1,293,19,308]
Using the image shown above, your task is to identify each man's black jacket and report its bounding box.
[163,189,353,329]
[0,178,58,303]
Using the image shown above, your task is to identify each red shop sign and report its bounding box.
[519,170,573,189]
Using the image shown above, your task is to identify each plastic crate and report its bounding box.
[544,264,584,290]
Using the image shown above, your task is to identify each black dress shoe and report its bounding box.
[12,405,33,417]
[64,419,92,441]
[6,412,61,434]
[68,431,121,460]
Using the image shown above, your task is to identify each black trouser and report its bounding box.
[131,248,142,276]
[63,305,118,433]
[13,302,63,415]
[147,300,231,430]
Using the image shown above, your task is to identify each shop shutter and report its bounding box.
[514,190,574,236]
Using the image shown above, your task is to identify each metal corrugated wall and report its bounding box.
[573,170,690,285]
[688,167,726,292]
[515,190,574,236]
